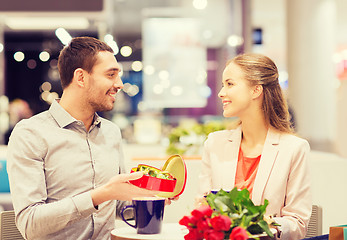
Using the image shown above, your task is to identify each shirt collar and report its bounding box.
[49,99,101,128]
[92,113,102,128]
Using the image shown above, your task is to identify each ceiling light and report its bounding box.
[55,28,72,45]
[193,0,208,10]
[227,35,244,47]
[104,34,114,42]
[104,35,119,55]
[5,17,89,30]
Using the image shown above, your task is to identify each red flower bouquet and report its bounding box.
[179,188,278,240]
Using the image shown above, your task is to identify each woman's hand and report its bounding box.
[165,196,179,205]
[194,196,208,207]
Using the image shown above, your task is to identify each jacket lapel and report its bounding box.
[252,128,281,205]
[223,126,242,190]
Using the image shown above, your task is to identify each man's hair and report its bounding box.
[57,36,113,89]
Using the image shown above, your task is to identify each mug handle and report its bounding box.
[121,205,136,229]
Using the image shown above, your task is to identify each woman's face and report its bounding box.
[218,62,257,118]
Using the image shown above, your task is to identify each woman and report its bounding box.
[198,53,312,240]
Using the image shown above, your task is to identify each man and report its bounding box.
[7,36,157,240]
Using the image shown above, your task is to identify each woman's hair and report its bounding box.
[228,53,293,133]
[58,36,113,89]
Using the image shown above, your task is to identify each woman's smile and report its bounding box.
[222,100,231,109]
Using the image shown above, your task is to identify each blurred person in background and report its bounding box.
[4,98,33,144]
[197,53,312,240]
[7,36,158,240]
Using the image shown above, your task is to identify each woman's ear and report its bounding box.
[73,68,86,88]
[252,84,263,99]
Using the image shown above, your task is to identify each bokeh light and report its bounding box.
[14,51,25,62]
[39,51,50,62]
[120,46,132,57]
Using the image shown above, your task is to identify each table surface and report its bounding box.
[111,223,188,240]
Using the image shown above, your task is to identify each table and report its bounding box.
[111,223,188,240]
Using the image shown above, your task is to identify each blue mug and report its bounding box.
[204,189,231,197]
[211,190,219,194]
[121,197,165,234]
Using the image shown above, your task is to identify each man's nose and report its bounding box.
[114,76,124,89]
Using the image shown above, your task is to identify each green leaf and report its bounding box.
[247,224,264,235]
[228,187,241,201]
[214,197,232,214]
[243,212,260,227]
[206,194,217,209]
[258,220,274,238]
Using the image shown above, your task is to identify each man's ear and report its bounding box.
[73,68,86,88]
[252,84,263,99]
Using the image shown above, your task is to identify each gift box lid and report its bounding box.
[157,154,187,198]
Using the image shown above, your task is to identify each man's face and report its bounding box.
[85,51,123,112]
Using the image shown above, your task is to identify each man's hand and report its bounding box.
[91,172,159,207]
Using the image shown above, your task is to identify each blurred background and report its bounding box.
[0,0,345,148]
[1,0,347,234]
[0,0,347,149]
[0,0,346,156]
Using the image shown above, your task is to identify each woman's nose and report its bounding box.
[218,87,225,98]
